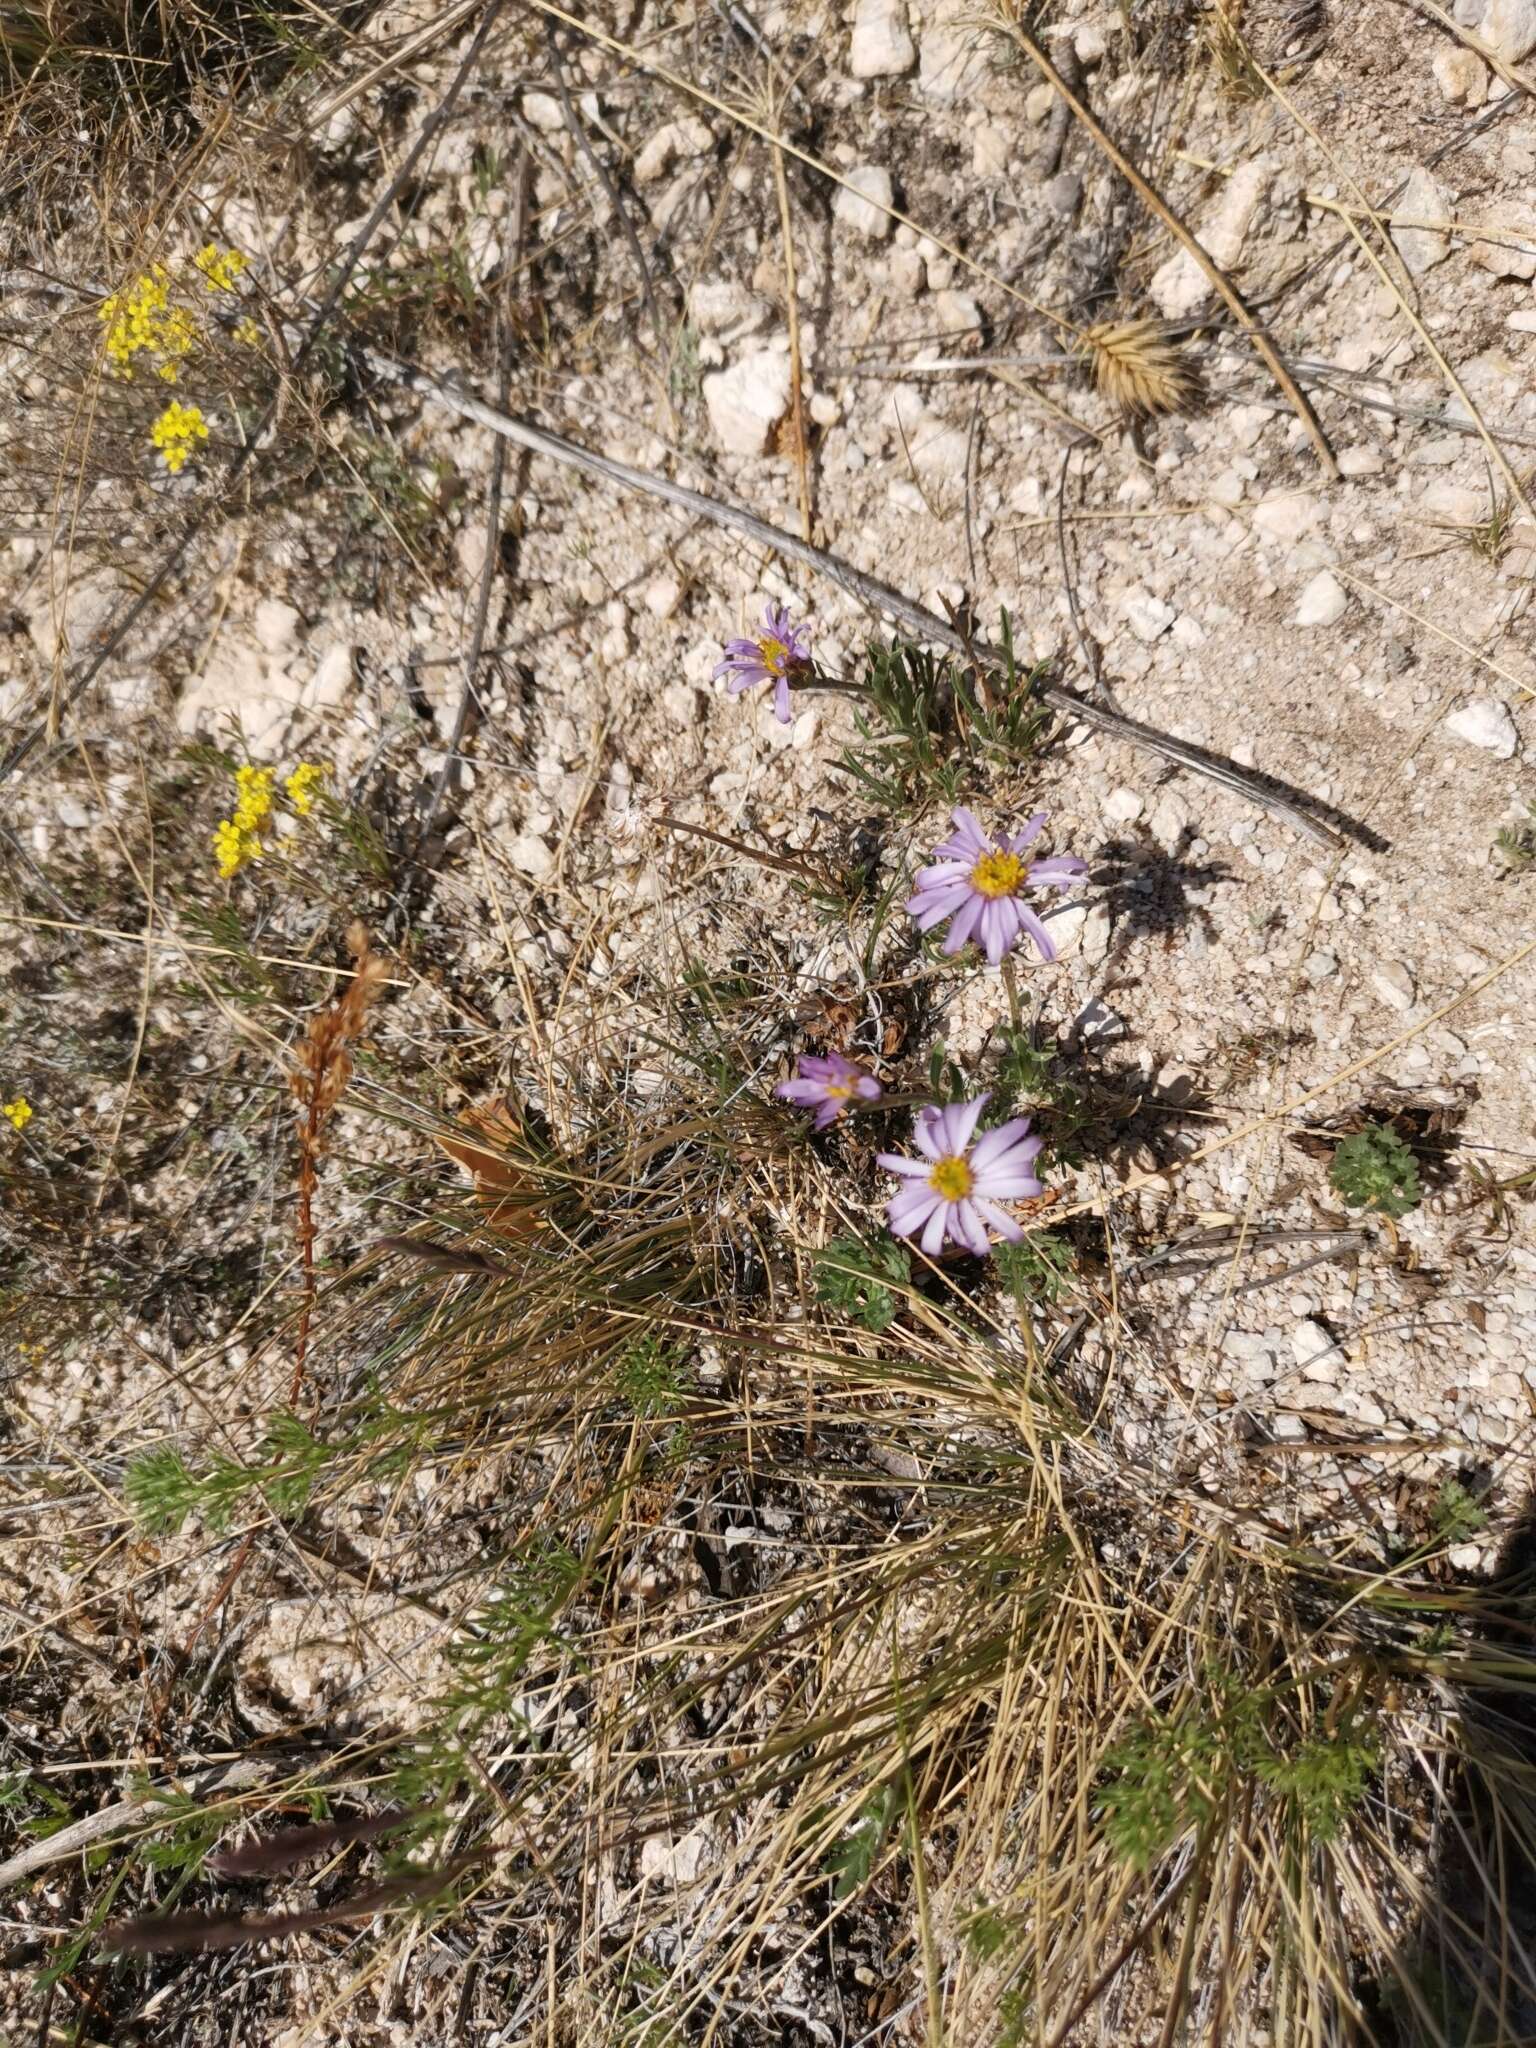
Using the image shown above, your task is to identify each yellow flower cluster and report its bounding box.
[151,400,210,475]
[214,764,275,878]
[99,266,198,382]
[214,761,328,878]
[284,761,327,817]
[3,1096,33,1133]
[194,243,249,293]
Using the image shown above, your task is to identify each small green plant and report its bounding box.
[1102,1674,1377,1867]
[124,1412,331,1533]
[827,1782,899,1898]
[616,1332,691,1417]
[994,1230,1074,1307]
[1494,800,1536,871]
[1329,1123,1421,1220]
[839,610,1049,811]
[1101,1714,1226,1870]
[1433,1477,1487,1546]
[814,1235,910,1333]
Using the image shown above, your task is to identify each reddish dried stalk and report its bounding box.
[288,919,386,1405]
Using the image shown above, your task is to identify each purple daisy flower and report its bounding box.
[775,1051,883,1131]
[906,807,1086,966]
[713,600,813,724]
[878,1093,1044,1258]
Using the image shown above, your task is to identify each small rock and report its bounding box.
[1271,1413,1309,1442]
[1122,587,1176,641]
[1390,166,1449,275]
[849,0,915,77]
[1338,446,1384,477]
[1104,785,1144,824]
[1433,44,1487,103]
[304,643,354,712]
[253,599,300,655]
[644,576,682,619]
[1471,203,1536,281]
[1371,961,1415,1011]
[634,117,713,185]
[1448,1542,1484,1572]
[919,0,989,101]
[1252,490,1320,542]
[972,124,1009,176]
[1292,1318,1338,1380]
[702,350,793,456]
[56,796,91,829]
[1149,157,1273,320]
[833,163,895,240]
[509,833,554,880]
[1295,569,1347,627]
[1484,0,1536,60]
[521,91,564,133]
[931,288,983,336]
[1446,697,1519,757]
[1044,172,1083,216]
[1304,949,1339,983]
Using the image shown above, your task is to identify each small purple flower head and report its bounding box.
[906,807,1086,967]
[713,601,813,724]
[878,1093,1044,1258]
[775,1051,882,1131]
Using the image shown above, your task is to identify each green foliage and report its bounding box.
[814,1235,910,1333]
[839,610,1049,812]
[1433,1478,1488,1546]
[1494,800,1536,872]
[616,1333,691,1418]
[828,1783,899,1898]
[124,1412,331,1533]
[1102,1674,1377,1868]
[1252,1725,1378,1843]
[992,1028,1091,1161]
[994,1230,1074,1308]
[962,1900,1013,1960]
[1329,1123,1421,1220]
[1101,1714,1225,1870]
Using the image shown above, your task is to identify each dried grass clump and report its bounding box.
[1081,316,1201,419]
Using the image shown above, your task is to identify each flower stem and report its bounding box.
[1001,954,1023,1031]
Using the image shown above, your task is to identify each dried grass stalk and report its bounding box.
[1081,319,1200,420]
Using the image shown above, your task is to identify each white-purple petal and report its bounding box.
[1018,907,1057,962]
[976,1199,1026,1242]
[889,1187,942,1233]
[969,1118,1034,1170]
[920,1202,953,1257]
[878,1152,934,1179]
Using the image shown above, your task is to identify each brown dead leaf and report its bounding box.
[437,1097,548,1240]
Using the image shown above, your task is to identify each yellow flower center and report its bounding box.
[928,1155,973,1200]
[823,1080,854,1101]
[970,850,1025,899]
[757,634,791,675]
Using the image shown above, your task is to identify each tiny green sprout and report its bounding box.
[828,1783,899,1899]
[814,1235,910,1333]
[994,1230,1075,1307]
[1329,1123,1421,1220]
[616,1332,691,1418]
[1433,1477,1487,1546]
[1494,800,1536,872]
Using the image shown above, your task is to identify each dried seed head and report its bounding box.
[1081,319,1199,420]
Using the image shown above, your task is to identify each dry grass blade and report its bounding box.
[1081,319,1201,421]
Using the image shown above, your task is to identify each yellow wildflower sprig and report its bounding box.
[3,1097,33,1133]
[99,266,197,382]
[214,761,329,878]
[151,400,210,475]
[194,244,249,293]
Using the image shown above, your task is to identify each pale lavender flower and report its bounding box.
[878,1093,1044,1258]
[775,1051,882,1131]
[906,807,1086,966]
[713,600,812,724]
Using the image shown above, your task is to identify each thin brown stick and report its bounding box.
[367,353,1347,848]
[769,125,813,543]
